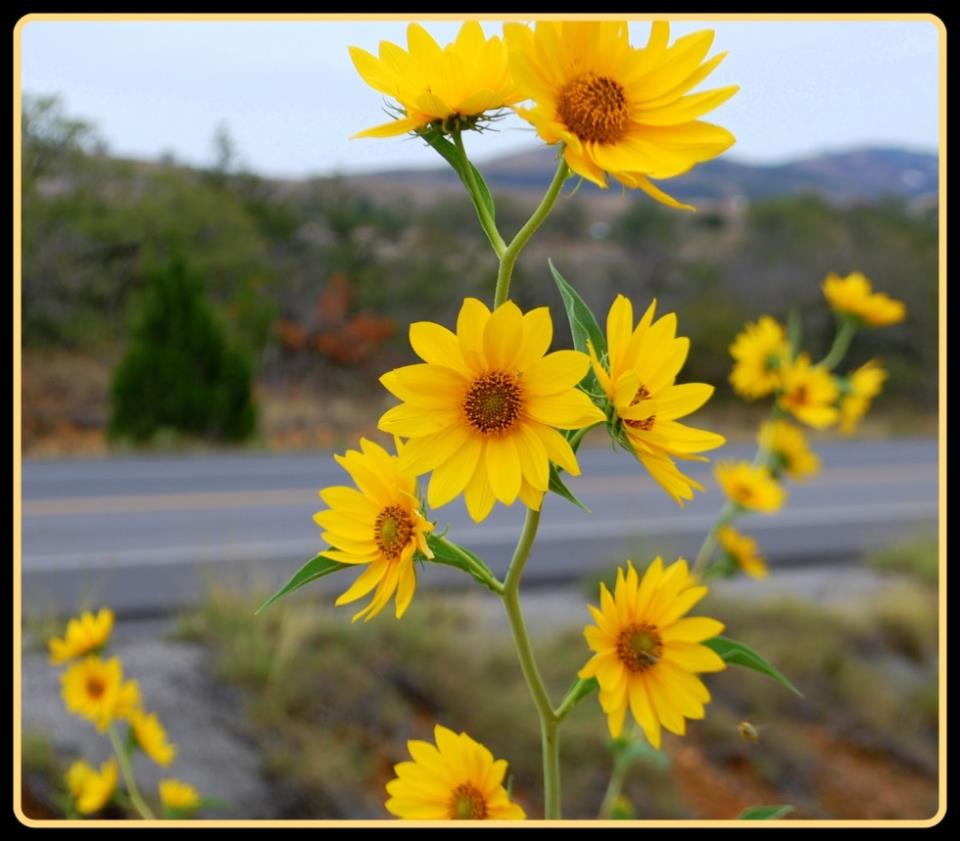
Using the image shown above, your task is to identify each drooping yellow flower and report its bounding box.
[504,21,738,210]
[159,779,201,813]
[385,724,526,820]
[129,710,177,766]
[839,359,887,434]
[822,272,906,327]
[578,558,725,748]
[729,317,791,400]
[66,759,118,815]
[714,461,786,513]
[717,526,768,579]
[758,419,819,480]
[379,299,604,522]
[778,354,840,429]
[315,438,434,622]
[589,295,725,506]
[349,22,520,139]
[61,656,126,731]
[48,608,114,665]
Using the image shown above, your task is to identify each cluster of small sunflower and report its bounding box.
[707,271,906,579]
[48,608,202,819]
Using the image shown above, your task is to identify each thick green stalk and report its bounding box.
[454,131,507,259]
[494,158,570,308]
[819,318,858,372]
[107,724,155,820]
[500,508,561,818]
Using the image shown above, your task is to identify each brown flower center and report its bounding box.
[623,384,656,431]
[616,623,663,672]
[449,784,488,820]
[791,385,809,406]
[374,505,413,559]
[86,676,106,699]
[732,482,754,504]
[463,372,523,435]
[557,72,629,145]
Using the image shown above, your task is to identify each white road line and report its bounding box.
[22,500,937,573]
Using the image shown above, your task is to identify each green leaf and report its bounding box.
[549,464,591,513]
[705,636,803,697]
[549,260,606,362]
[738,805,795,820]
[426,534,500,593]
[420,127,496,221]
[558,675,598,715]
[255,554,349,615]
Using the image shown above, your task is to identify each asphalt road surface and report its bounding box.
[20,439,939,615]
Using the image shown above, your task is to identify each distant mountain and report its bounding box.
[350,146,938,205]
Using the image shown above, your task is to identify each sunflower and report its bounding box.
[758,419,819,480]
[349,21,520,139]
[717,526,768,579]
[61,656,126,731]
[822,272,906,327]
[778,354,840,429]
[839,359,887,434]
[578,558,725,747]
[129,710,177,766]
[729,316,791,400]
[66,759,118,815]
[48,608,114,665]
[159,779,201,813]
[714,461,785,513]
[385,724,526,820]
[378,299,604,522]
[504,21,738,210]
[589,295,725,505]
[315,438,433,622]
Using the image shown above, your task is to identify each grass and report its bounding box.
[865,532,939,588]
[172,570,939,820]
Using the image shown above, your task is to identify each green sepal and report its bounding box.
[255,553,349,615]
[548,464,591,513]
[705,635,803,697]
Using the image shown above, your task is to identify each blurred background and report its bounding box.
[19,18,940,821]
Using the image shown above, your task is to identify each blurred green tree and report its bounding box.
[108,253,257,444]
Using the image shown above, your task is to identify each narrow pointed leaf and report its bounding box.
[549,464,591,513]
[705,636,803,697]
[739,805,794,820]
[426,534,500,593]
[255,554,349,615]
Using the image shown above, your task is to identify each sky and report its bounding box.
[19,18,941,178]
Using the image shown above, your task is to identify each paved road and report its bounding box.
[20,439,939,614]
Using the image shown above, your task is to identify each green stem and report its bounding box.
[818,318,858,372]
[107,724,155,820]
[567,421,601,454]
[494,157,570,308]
[500,508,561,818]
[453,131,507,259]
[597,755,630,820]
[692,501,738,576]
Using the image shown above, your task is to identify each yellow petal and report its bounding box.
[485,435,522,505]
[523,350,590,395]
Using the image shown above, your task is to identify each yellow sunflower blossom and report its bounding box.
[385,724,526,820]
[505,21,738,210]
[48,608,114,665]
[839,359,887,434]
[379,298,604,522]
[822,272,906,327]
[159,779,201,813]
[315,438,434,622]
[758,419,819,480]
[589,294,725,506]
[349,22,520,139]
[778,354,840,429]
[714,461,786,513]
[729,316,791,400]
[66,758,118,815]
[578,558,725,747]
[129,710,177,766]
[61,656,129,731]
[717,526,768,579]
